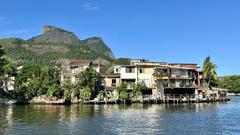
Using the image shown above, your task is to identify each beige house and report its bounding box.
[112,59,228,102]
[114,59,167,96]
[101,74,121,97]
[59,59,228,102]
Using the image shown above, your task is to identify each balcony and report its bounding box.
[153,69,168,77]
[169,83,194,88]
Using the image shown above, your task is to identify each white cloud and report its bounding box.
[81,2,100,10]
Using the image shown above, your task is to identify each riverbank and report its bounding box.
[228,93,240,96]
[0,96,230,105]
[0,96,239,135]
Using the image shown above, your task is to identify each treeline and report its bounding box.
[1,64,103,101]
[0,44,104,100]
[1,64,147,102]
[3,44,112,66]
[218,76,240,94]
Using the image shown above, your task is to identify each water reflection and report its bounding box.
[0,97,240,135]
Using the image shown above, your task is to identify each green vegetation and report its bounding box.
[218,76,240,94]
[3,63,104,101]
[116,82,129,101]
[0,45,17,98]
[0,45,6,97]
[0,25,114,67]
[79,86,92,101]
[62,80,74,100]
[203,56,217,89]
[76,65,103,100]
[116,82,147,102]
[114,58,130,65]
[2,42,113,66]
[132,82,147,99]
[201,56,240,93]
[14,65,61,100]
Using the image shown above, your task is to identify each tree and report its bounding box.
[218,76,240,94]
[116,82,129,101]
[132,82,147,98]
[202,56,217,89]
[0,45,6,78]
[47,84,61,99]
[14,65,62,100]
[79,86,92,101]
[63,80,74,100]
[12,38,24,46]
[114,58,130,65]
[0,45,10,98]
[76,65,103,99]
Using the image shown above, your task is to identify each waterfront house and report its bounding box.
[114,59,167,98]
[58,59,228,103]
[113,59,228,102]
[59,60,101,84]
[101,73,121,97]
[153,64,203,101]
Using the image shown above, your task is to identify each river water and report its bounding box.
[0,96,240,135]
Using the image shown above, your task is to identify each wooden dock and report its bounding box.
[140,94,230,104]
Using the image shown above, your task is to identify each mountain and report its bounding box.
[29,25,81,44]
[0,25,114,66]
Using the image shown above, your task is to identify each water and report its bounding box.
[0,96,240,135]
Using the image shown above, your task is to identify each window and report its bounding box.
[112,79,116,87]
[171,69,188,77]
[139,68,144,74]
[126,67,135,73]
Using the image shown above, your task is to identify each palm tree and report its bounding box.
[203,56,217,89]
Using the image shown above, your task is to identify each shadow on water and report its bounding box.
[0,96,239,135]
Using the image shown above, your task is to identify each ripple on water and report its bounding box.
[0,96,240,135]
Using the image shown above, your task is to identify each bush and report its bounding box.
[80,86,92,101]
[47,84,62,99]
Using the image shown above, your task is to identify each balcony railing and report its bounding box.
[169,83,193,88]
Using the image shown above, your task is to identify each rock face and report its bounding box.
[0,25,115,66]
[28,25,114,59]
[85,37,114,59]
[29,25,81,45]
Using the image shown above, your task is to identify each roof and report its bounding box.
[169,63,198,69]
[169,63,198,65]
[168,66,196,70]
[155,65,196,70]
[101,73,120,78]
[69,60,92,66]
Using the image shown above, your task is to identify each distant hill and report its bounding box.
[0,25,114,66]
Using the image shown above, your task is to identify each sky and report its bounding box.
[0,0,239,76]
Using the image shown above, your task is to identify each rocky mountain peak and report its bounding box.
[29,25,81,45]
[43,25,59,33]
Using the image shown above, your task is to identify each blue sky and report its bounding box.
[0,0,239,76]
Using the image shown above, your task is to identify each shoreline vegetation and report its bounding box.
[0,26,235,105]
[0,45,233,105]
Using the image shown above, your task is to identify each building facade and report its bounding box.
[112,59,228,102]
[60,60,101,84]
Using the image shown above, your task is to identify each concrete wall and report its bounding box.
[120,67,138,80]
[104,78,121,88]
[138,67,155,88]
